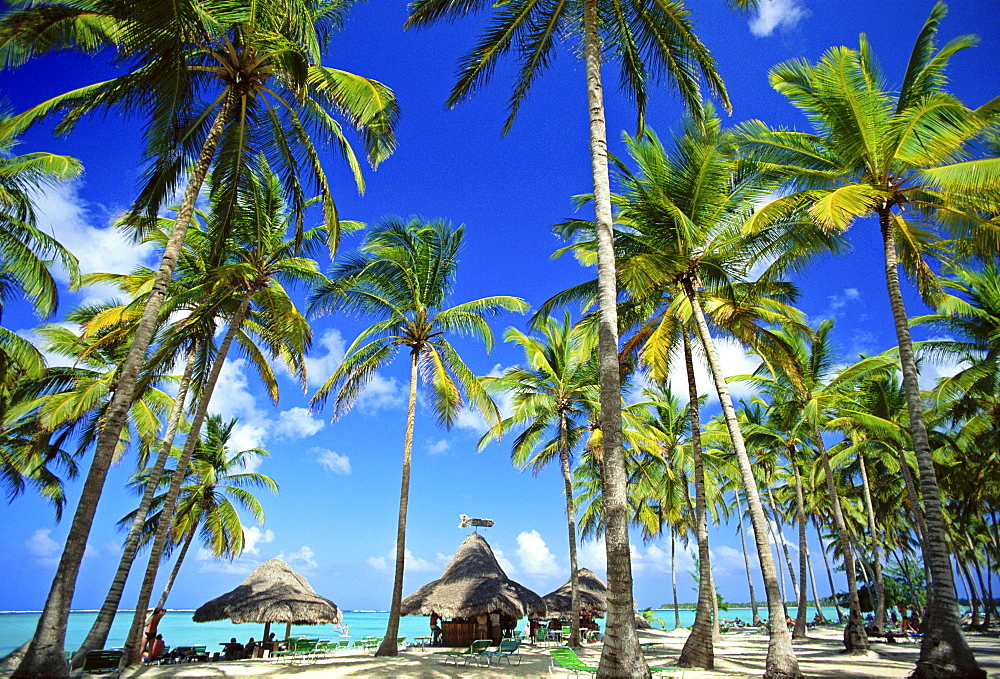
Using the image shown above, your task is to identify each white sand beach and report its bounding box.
[119,626,1000,678]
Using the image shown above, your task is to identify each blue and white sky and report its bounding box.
[0,0,997,614]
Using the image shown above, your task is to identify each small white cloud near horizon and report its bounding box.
[280,545,318,571]
[749,0,807,37]
[367,547,442,573]
[516,530,561,577]
[315,448,351,475]
[26,528,61,566]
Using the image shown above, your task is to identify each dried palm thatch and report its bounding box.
[400,532,546,619]
[540,568,608,619]
[193,558,342,625]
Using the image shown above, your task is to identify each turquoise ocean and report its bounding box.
[0,607,842,658]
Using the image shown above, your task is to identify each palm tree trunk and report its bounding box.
[671,528,681,630]
[581,2,645,675]
[812,426,869,652]
[788,447,809,639]
[967,537,990,627]
[121,291,253,667]
[736,492,762,626]
[13,100,233,679]
[815,519,846,624]
[71,342,199,668]
[679,332,714,667]
[807,544,827,624]
[375,350,419,657]
[156,522,199,609]
[957,557,980,627]
[558,410,582,648]
[879,212,982,678]
[765,484,793,618]
[683,279,800,679]
[897,445,928,546]
[857,448,886,631]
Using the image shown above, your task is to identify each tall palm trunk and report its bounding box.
[72,342,199,668]
[957,558,980,627]
[815,520,845,623]
[735,492,762,626]
[788,447,809,638]
[671,528,681,629]
[857,448,885,630]
[121,291,253,667]
[581,2,645,675]
[558,410,582,648]
[879,213,982,678]
[13,100,232,679]
[156,521,200,609]
[765,484,794,618]
[812,425,868,652]
[806,543,827,624]
[966,537,991,627]
[679,332,713,667]
[376,350,419,657]
[683,279,800,679]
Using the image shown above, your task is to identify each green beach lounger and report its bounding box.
[437,639,491,666]
[549,646,683,677]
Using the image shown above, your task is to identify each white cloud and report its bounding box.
[367,547,442,573]
[242,526,275,555]
[274,407,325,439]
[315,448,351,475]
[26,528,61,566]
[195,548,258,575]
[516,530,561,576]
[280,545,318,571]
[303,329,347,389]
[493,548,517,575]
[426,439,450,455]
[749,0,807,37]
[355,372,405,413]
[31,182,156,305]
[577,539,607,574]
[916,346,968,391]
[664,337,762,403]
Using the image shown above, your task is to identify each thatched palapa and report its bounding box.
[193,558,341,626]
[400,532,546,619]
[540,568,608,619]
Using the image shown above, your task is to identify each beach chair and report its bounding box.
[80,649,123,675]
[550,646,682,677]
[437,639,492,666]
[337,639,352,652]
[535,627,550,647]
[484,638,522,666]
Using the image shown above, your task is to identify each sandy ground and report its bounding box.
[117,626,1000,678]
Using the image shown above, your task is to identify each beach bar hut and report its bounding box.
[538,568,607,636]
[193,558,341,655]
[400,533,546,646]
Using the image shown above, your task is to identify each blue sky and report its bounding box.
[0,0,997,615]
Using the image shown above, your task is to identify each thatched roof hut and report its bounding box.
[400,532,546,619]
[540,568,608,619]
[193,558,342,626]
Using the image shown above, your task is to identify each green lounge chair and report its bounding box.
[81,649,123,675]
[485,638,522,666]
[535,628,549,647]
[549,646,682,677]
[436,639,492,666]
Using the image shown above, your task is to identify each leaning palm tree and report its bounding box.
[1,4,397,671]
[736,4,995,673]
[122,415,277,609]
[402,0,756,670]
[480,313,599,647]
[309,217,527,657]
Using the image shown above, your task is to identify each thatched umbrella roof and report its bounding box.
[192,558,342,625]
[540,568,608,619]
[400,532,546,619]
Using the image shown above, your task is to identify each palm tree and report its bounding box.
[609,112,833,675]
[402,0,752,669]
[117,165,320,666]
[122,415,277,609]
[309,217,527,657]
[480,313,598,647]
[736,5,994,672]
[1,4,398,671]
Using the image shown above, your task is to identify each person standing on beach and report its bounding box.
[143,608,165,658]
